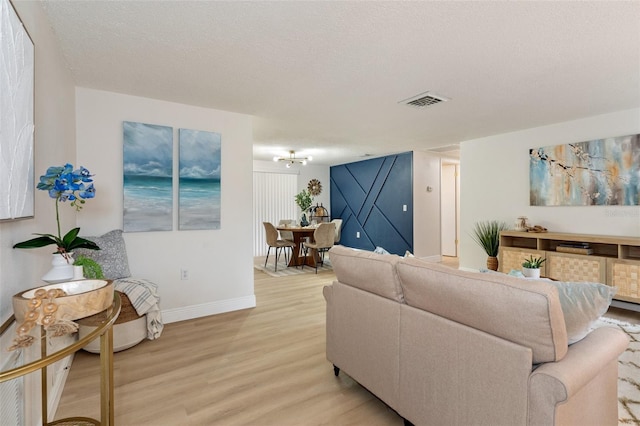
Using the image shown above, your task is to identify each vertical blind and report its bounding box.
[253,172,298,256]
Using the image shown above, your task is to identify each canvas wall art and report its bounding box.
[530,134,640,206]
[123,121,173,231]
[178,128,221,230]
[0,0,34,220]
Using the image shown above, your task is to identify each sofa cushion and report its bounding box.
[76,229,131,280]
[397,258,568,363]
[548,281,616,344]
[328,245,405,303]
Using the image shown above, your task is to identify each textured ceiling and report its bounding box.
[39,1,640,165]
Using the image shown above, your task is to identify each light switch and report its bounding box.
[356,232,360,238]
[403,204,407,212]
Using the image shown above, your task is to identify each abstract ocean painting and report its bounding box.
[179,129,221,230]
[530,134,640,206]
[123,121,173,232]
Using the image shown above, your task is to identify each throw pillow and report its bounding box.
[75,229,131,280]
[548,281,617,344]
[374,246,390,255]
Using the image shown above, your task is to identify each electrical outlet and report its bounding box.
[180,269,189,280]
[356,232,360,238]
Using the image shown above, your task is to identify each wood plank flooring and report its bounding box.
[55,268,403,425]
[55,261,640,425]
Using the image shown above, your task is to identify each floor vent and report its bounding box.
[400,91,450,108]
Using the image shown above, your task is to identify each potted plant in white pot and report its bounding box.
[522,255,546,278]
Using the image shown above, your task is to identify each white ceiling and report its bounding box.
[39,1,640,165]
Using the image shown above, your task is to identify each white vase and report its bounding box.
[42,253,75,283]
[522,267,540,279]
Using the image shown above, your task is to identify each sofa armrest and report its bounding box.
[528,326,628,425]
[323,284,333,303]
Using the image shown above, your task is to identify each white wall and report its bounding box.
[1,1,76,323]
[0,2,77,423]
[253,160,330,210]
[413,152,442,259]
[75,88,255,322]
[460,108,640,271]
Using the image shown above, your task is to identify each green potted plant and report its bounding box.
[522,255,546,278]
[294,189,314,226]
[470,220,509,271]
[73,255,105,279]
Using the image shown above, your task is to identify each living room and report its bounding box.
[1,1,639,425]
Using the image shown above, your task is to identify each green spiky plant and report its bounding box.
[73,255,105,279]
[522,255,546,269]
[470,220,509,257]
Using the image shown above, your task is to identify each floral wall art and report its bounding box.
[179,128,221,230]
[123,121,173,231]
[529,134,640,206]
[0,0,34,220]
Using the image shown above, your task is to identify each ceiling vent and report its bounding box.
[400,91,450,108]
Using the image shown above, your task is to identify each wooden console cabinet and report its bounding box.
[499,231,640,304]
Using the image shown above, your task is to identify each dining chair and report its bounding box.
[301,222,335,273]
[331,218,343,244]
[263,222,295,272]
[278,219,295,242]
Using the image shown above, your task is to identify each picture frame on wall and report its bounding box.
[529,134,640,206]
[178,128,221,230]
[123,121,174,232]
[0,0,35,221]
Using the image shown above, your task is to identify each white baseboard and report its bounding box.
[161,295,257,324]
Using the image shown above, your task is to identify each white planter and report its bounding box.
[522,267,541,279]
[41,253,74,283]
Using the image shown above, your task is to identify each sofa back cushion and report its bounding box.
[328,245,404,303]
[397,258,568,363]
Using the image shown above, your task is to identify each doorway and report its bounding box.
[441,162,459,257]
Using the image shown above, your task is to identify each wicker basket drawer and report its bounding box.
[499,247,546,275]
[546,252,606,283]
[607,258,640,304]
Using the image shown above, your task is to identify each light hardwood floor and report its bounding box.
[55,268,403,425]
[55,260,639,425]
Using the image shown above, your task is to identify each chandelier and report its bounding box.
[273,150,313,168]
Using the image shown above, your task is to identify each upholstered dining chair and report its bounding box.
[330,218,343,244]
[263,222,296,272]
[278,219,295,242]
[301,222,336,273]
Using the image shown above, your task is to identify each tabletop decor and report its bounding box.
[295,189,314,226]
[521,255,546,278]
[13,163,100,281]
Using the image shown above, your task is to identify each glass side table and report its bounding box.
[0,293,121,425]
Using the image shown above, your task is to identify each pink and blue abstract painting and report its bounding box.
[123,121,173,231]
[529,134,639,206]
[178,128,221,230]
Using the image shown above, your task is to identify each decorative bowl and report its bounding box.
[13,279,114,324]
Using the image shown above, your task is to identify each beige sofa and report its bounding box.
[324,245,629,426]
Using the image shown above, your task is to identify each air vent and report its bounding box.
[400,91,450,108]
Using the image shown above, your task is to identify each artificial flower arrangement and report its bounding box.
[13,163,100,260]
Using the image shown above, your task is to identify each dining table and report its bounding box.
[276,225,319,268]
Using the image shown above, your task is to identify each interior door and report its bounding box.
[441,163,458,257]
